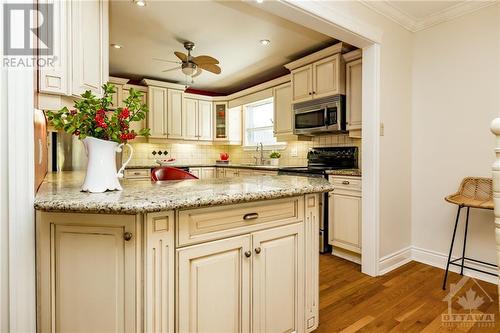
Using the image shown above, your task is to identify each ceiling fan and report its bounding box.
[154,41,221,82]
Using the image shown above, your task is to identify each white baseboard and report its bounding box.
[378,246,412,275]
[331,247,361,264]
[377,246,498,285]
[411,246,498,285]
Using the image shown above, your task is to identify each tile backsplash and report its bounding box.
[125,134,361,168]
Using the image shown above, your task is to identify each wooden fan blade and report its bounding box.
[162,66,181,72]
[192,55,219,65]
[192,68,203,78]
[174,51,187,62]
[199,63,221,74]
[153,58,181,64]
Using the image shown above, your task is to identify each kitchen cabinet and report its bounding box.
[290,65,313,103]
[328,176,362,254]
[201,167,216,179]
[183,98,199,140]
[38,0,108,98]
[188,167,201,178]
[148,86,168,137]
[177,235,251,333]
[346,58,362,138]
[252,223,304,333]
[124,168,150,180]
[110,79,148,136]
[167,89,184,139]
[273,83,293,136]
[228,106,242,144]
[36,212,139,333]
[71,0,108,97]
[198,100,214,141]
[214,102,228,141]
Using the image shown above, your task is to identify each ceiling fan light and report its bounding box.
[133,0,146,7]
[182,67,196,76]
[260,39,271,46]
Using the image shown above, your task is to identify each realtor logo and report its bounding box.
[442,276,495,328]
[3,3,53,56]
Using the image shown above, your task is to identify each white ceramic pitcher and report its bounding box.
[81,137,133,193]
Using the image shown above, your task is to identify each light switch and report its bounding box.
[291,147,298,157]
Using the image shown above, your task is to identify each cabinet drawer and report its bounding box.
[177,197,304,247]
[329,176,361,192]
[124,168,151,179]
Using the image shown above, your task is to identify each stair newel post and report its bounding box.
[489,118,500,301]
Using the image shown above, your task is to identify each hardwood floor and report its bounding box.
[316,254,499,332]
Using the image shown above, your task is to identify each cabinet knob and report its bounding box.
[255,247,262,254]
[308,92,312,95]
[342,181,350,185]
[124,232,133,241]
[243,213,259,221]
[313,91,316,94]
[244,251,252,258]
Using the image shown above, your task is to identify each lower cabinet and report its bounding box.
[201,167,216,179]
[177,223,304,333]
[36,212,140,333]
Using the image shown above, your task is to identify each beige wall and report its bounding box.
[411,4,500,264]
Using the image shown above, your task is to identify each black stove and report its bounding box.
[278,146,358,254]
[278,146,358,176]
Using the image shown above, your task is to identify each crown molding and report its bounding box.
[360,0,497,32]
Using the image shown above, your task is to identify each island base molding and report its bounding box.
[36,194,321,333]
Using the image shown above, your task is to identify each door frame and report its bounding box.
[256,0,382,276]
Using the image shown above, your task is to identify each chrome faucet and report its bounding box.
[255,142,265,165]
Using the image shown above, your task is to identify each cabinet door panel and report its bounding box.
[189,167,201,179]
[329,193,362,253]
[274,83,293,135]
[201,167,215,179]
[291,66,313,103]
[71,0,108,96]
[123,87,147,135]
[252,223,304,333]
[313,54,344,98]
[168,89,184,139]
[177,235,251,333]
[148,86,167,137]
[37,213,137,333]
[346,59,362,133]
[198,100,213,141]
[183,98,198,140]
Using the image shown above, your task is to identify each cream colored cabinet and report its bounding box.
[188,167,201,178]
[36,212,139,333]
[201,167,216,179]
[304,194,319,332]
[290,54,345,104]
[273,83,293,136]
[225,169,239,178]
[228,106,242,144]
[252,223,304,333]
[122,84,148,136]
[198,100,214,141]
[238,169,254,177]
[183,98,199,140]
[328,176,362,254]
[145,212,175,333]
[167,89,184,139]
[71,0,108,97]
[346,58,362,138]
[177,235,251,333]
[148,86,168,137]
[123,168,150,180]
[291,65,313,103]
[214,102,228,141]
[39,0,108,98]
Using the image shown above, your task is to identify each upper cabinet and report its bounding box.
[343,49,363,138]
[214,102,228,141]
[167,89,184,139]
[285,43,351,105]
[183,97,213,141]
[273,83,293,137]
[198,100,214,141]
[147,86,168,138]
[39,0,109,99]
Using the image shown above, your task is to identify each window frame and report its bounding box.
[242,98,286,150]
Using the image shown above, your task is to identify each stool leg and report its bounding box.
[442,206,462,290]
[460,207,470,275]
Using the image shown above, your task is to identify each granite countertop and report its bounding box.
[325,169,362,177]
[34,172,335,214]
[126,163,285,171]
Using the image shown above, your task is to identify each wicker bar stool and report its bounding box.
[442,177,497,289]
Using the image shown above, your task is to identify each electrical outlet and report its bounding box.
[380,122,385,136]
[291,147,298,157]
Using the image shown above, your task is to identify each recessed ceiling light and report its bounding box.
[260,39,271,46]
[111,44,123,49]
[133,0,146,7]
[256,0,264,3]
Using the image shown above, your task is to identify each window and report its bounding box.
[244,98,283,148]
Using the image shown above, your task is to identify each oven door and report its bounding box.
[293,107,327,135]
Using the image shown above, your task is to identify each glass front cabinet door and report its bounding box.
[214,102,228,141]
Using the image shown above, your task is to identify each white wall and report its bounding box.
[412,4,500,267]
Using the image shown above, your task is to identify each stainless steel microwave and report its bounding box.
[293,95,346,135]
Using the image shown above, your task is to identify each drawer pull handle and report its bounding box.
[243,213,259,221]
[134,172,141,175]
[244,251,252,258]
[255,247,262,254]
[123,232,133,241]
[342,181,350,185]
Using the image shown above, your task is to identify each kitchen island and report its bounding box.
[35,172,334,333]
